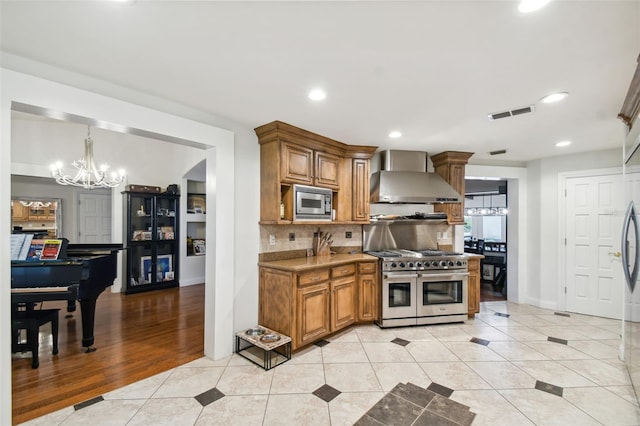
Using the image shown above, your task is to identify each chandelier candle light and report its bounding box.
[50,126,126,189]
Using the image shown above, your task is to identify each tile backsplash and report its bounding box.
[259,224,362,254]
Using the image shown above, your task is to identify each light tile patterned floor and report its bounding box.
[21,301,640,425]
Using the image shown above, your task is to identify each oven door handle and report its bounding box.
[417,272,469,280]
[383,273,418,279]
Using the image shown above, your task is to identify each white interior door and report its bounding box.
[565,173,624,319]
[78,193,112,243]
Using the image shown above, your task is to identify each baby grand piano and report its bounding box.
[11,243,122,352]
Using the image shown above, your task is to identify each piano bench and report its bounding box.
[11,309,60,369]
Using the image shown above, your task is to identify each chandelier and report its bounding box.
[19,201,51,208]
[50,126,126,189]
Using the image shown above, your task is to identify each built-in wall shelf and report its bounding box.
[186,180,206,257]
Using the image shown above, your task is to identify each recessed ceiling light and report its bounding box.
[308,89,326,101]
[518,0,551,13]
[389,131,402,138]
[540,92,569,104]
[555,140,571,147]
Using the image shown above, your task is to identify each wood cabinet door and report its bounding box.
[467,258,481,318]
[11,203,29,221]
[352,158,370,221]
[259,267,293,338]
[315,151,340,189]
[331,276,356,331]
[297,283,330,347]
[281,142,314,185]
[358,273,378,322]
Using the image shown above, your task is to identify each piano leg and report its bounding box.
[65,299,76,318]
[78,298,97,353]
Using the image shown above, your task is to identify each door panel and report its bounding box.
[566,174,623,319]
[79,193,112,243]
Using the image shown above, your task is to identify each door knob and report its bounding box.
[609,251,622,258]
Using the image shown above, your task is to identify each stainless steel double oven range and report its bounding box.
[364,217,469,328]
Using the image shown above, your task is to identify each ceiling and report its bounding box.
[1,1,639,164]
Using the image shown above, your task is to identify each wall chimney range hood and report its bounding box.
[370,150,462,204]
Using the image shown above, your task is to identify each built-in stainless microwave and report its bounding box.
[293,184,332,221]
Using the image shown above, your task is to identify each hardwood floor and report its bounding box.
[480,281,506,302]
[11,284,205,425]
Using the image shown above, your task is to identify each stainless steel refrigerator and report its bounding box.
[621,55,640,400]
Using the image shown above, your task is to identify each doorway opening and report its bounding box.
[464,178,508,302]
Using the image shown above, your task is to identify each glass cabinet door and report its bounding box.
[156,197,177,241]
[129,194,154,242]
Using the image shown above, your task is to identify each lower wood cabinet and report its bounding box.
[357,262,378,322]
[297,283,331,347]
[467,256,482,318]
[331,276,357,331]
[259,259,379,351]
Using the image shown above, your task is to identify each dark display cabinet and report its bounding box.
[122,191,179,294]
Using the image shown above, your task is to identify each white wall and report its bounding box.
[0,67,249,426]
[526,148,622,309]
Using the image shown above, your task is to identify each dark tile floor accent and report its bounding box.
[548,336,568,345]
[312,384,341,402]
[470,337,490,346]
[394,382,437,407]
[427,382,455,398]
[355,382,475,426]
[535,380,564,397]
[391,337,411,346]
[314,339,330,347]
[195,387,225,407]
[494,312,510,317]
[74,396,104,411]
[554,312,571,317]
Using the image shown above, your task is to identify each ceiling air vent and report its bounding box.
[488,105,535,120]
[489,149,507,156]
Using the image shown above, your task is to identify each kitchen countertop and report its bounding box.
[464,253,485,259]
[258,253,378,272]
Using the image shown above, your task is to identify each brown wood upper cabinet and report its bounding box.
[430,151,473,225]
[281,141,340,189]
[11,202,29,222]
[255,121,376,224]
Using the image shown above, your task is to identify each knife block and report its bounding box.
[314,232,332,257]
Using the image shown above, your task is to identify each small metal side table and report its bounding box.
[235,326,291,370]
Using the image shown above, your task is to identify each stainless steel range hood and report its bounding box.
[370,150,462,204]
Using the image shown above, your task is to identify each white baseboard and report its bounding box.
[180,277,205,287]
[525,296,558,311]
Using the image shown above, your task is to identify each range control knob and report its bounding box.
[432,261,439,267]
[456,260,463,266]
[391,262,397,268]
[399,262,405,268]
[415,262,422,268]
[448,261,454,267]
[408,262,414,268]
[439,260,447,267]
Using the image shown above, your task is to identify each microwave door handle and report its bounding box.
[621,201,640,292]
